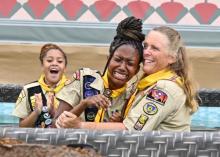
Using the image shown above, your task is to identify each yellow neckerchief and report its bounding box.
[38,74,67,109]
[94,69,127,122]
[123,68,183,118]
[102,70,126,98]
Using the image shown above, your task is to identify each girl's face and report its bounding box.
[107,44,140,89]
[143,31,175,75]
[42,49,66,86]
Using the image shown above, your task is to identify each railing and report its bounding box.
[1,84,220,156]
[0,127,220,157]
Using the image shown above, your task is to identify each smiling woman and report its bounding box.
[12,43,70,128]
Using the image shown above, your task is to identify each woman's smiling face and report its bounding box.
[143,30,176,75]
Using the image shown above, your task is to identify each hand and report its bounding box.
[109,110,123,122]
[34,93,43,115]
[83,94,111,109]
[55,111,81,128]
[47,92,55,116]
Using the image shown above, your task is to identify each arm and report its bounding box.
[56,111,126,130]
[19,110,40,127]
[19,93,42,127]
[54,100,73,119]
[70,94,110,116]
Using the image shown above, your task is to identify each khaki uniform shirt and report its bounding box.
[56,68,132,121]
[123,80,191,132]
[12,81,62,119]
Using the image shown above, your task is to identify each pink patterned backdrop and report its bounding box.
[0,0,220,25]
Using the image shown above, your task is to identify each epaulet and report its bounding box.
[23,81,39,89]
[96,70,102,76]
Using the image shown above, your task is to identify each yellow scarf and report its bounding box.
[94,70,126,122]
[37,74,67,109]
[123,68,183,118]
[38,74,67,93]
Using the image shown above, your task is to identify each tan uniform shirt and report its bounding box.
[12,81,61,119]
[56,68,132,121]
[123,80,191,132]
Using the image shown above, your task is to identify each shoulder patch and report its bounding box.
[134,114,149,130]
[16,89,26,105]
[146,88,167,105]
[72,70,80,80]
[143,102,158,115]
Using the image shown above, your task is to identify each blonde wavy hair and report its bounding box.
[153,26,199,113]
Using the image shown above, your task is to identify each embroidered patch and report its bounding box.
[30,95,36,109]
[86,111,96,121]
[134,114,149,130]
[72,70,80,80]
[16,90,26,105]
[143,102,158,115]
[146,88,168,105]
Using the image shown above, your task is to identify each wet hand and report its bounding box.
[109,110,123,122]
[84,94,111,109]
[47,92,55,116]
[34,93,43,115]
[56,111,81,128]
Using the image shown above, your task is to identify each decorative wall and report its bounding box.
[1,0,220,25]
[0,0,220,47]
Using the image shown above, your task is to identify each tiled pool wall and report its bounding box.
[1,84,220,129]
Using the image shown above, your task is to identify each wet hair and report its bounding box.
[102,16,145,75]
[39,43,67,66]
[152,26,199,112]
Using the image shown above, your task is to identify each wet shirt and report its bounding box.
[123,80,191,132]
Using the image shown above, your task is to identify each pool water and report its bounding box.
[191,107,220,128]
[0,102,19,125]
[0,103,220,129]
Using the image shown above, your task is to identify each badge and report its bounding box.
[72,70,80,80]
[42,106,48,112]
[45,119,52,125]
[146,88,167,105]
[134,114,148,130]
[43,113,51,119]
[85,81,92,89]
[30,95,36,108]
[143,102,158,115]
[86,112,96,121]
[103,88,112,98]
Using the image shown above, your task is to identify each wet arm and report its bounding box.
[19,110,40,127]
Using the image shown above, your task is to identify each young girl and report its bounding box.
[12,43,69,128]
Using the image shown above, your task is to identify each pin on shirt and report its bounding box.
[103,88,112,106]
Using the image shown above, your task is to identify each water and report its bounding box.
[191,107,220,128]
[0,103,220,129]
[0,102,19,125]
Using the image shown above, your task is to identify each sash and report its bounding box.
[83,75,100,121]
[27,85,52,128]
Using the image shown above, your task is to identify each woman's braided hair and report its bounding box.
[103,16,145,75]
